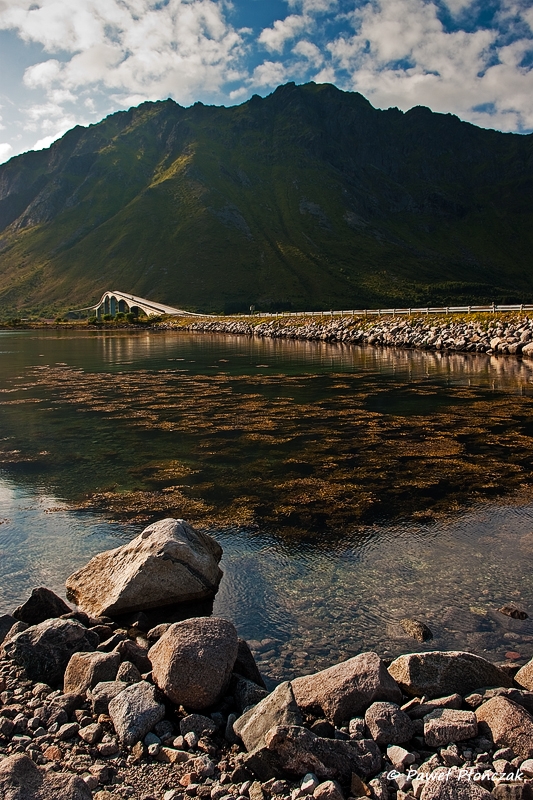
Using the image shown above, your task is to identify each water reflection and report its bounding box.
[1,330,533,681]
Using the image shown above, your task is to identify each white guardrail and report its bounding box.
[250,304,533,318]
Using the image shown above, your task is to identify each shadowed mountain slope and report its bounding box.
[0,81,532,314]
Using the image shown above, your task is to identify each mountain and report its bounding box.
[0,81,532,316]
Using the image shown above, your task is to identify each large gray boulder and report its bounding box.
[234,681,302,752]
[476,696,533,760]
[0,753,91,800]
[64,650,121,695]
[3,619,99,685]
[388,651,512,698]
[291,652,402,725]
[108,680,166,745]
[149,616,238,709]
[65,518,223,617]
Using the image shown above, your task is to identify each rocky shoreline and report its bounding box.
[2,519,533,800]
[158,314,533,359]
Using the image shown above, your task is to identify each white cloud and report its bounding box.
[293,39,323,66]
[251,60,288,88]
[287,0,337,12]
[325,0,533,131]
[259,14,309,53]
[0,142,13,162]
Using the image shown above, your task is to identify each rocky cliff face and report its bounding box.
[0,82,532,315]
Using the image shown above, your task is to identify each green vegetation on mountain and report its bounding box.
[0,81,532,315]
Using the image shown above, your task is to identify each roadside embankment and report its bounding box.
[158,314,533,357]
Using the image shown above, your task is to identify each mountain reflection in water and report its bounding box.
[1,329,533,681]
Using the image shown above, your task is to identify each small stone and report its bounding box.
[43,745,63,760]
[350,773,371,797]
[116,660,143,684]
[349,718,365,739]
[313,781,344,800]
[158,746,191,764]
[185,731,199,749]
[181,714,217,738]
[97,739,120,756]
[78,722,103,744]
[302,774,319,794]
[56,721,80,740]
[439,744,462,767]
[521,759,533,777]
[108,680,165,746]
[387,745,416,771]
[249,781,265,800]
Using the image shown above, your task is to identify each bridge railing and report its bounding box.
[242,304,533,318]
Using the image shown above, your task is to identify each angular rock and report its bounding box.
[108,680,165,746]
[149,616,238,710]
[264,725,382,781]
[13,587,72,625]
[291,652,402,726]
[231,674,269,712]
[0,753,92,799]
[3,618,99,685]
[64,650,120,695]
[406,694,463,720]
[313,781,344,800]
[515,659,533,691]
[388,651,512,698]
[234,638,266,689]
[233,681,303,752]
[476,696,533,760]
[0,614,18,645]
[65,518,223,616]
[90,680,129,715]
[423,709,477,747]
[364,702,414,745]
[116,660,142,684]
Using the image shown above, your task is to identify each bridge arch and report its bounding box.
[71,290,209,319]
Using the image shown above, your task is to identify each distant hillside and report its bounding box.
[0,81,532,315]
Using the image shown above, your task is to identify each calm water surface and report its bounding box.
[2,328,533,683]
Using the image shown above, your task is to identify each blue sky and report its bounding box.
[0,0,532,163]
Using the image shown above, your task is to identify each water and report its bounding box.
[2,328,533,682]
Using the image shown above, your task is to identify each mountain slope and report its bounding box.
[0,81,532,314]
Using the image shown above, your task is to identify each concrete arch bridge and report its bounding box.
[76,290,207,318]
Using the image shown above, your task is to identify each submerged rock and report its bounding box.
[65,518,223,617]
[400,617,433,642]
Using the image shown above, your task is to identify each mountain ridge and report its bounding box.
[0,81,532,315]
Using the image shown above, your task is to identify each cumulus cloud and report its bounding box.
[259,14,309,53]
[1,0,246,104]
[0,142,13,162]
[325,0,533,131]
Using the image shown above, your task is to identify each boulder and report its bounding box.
[264,725,382,781]
[65,518,223,617]
[0,614,18,645]
[108,680,165,746]
[291,652,402,725]
[64,651,121,695]
[515,659,533,691]
[90,681,129,715]
[400,618,433,642]
[476,696,533,760]
[233,681,302,752]
[364,702,414,745]
[388,651,512,698]
[3,619,99,685]
[149,616,238,710]
[0,753,92,800]
[423,709,477,747]
[13,587,71,625]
